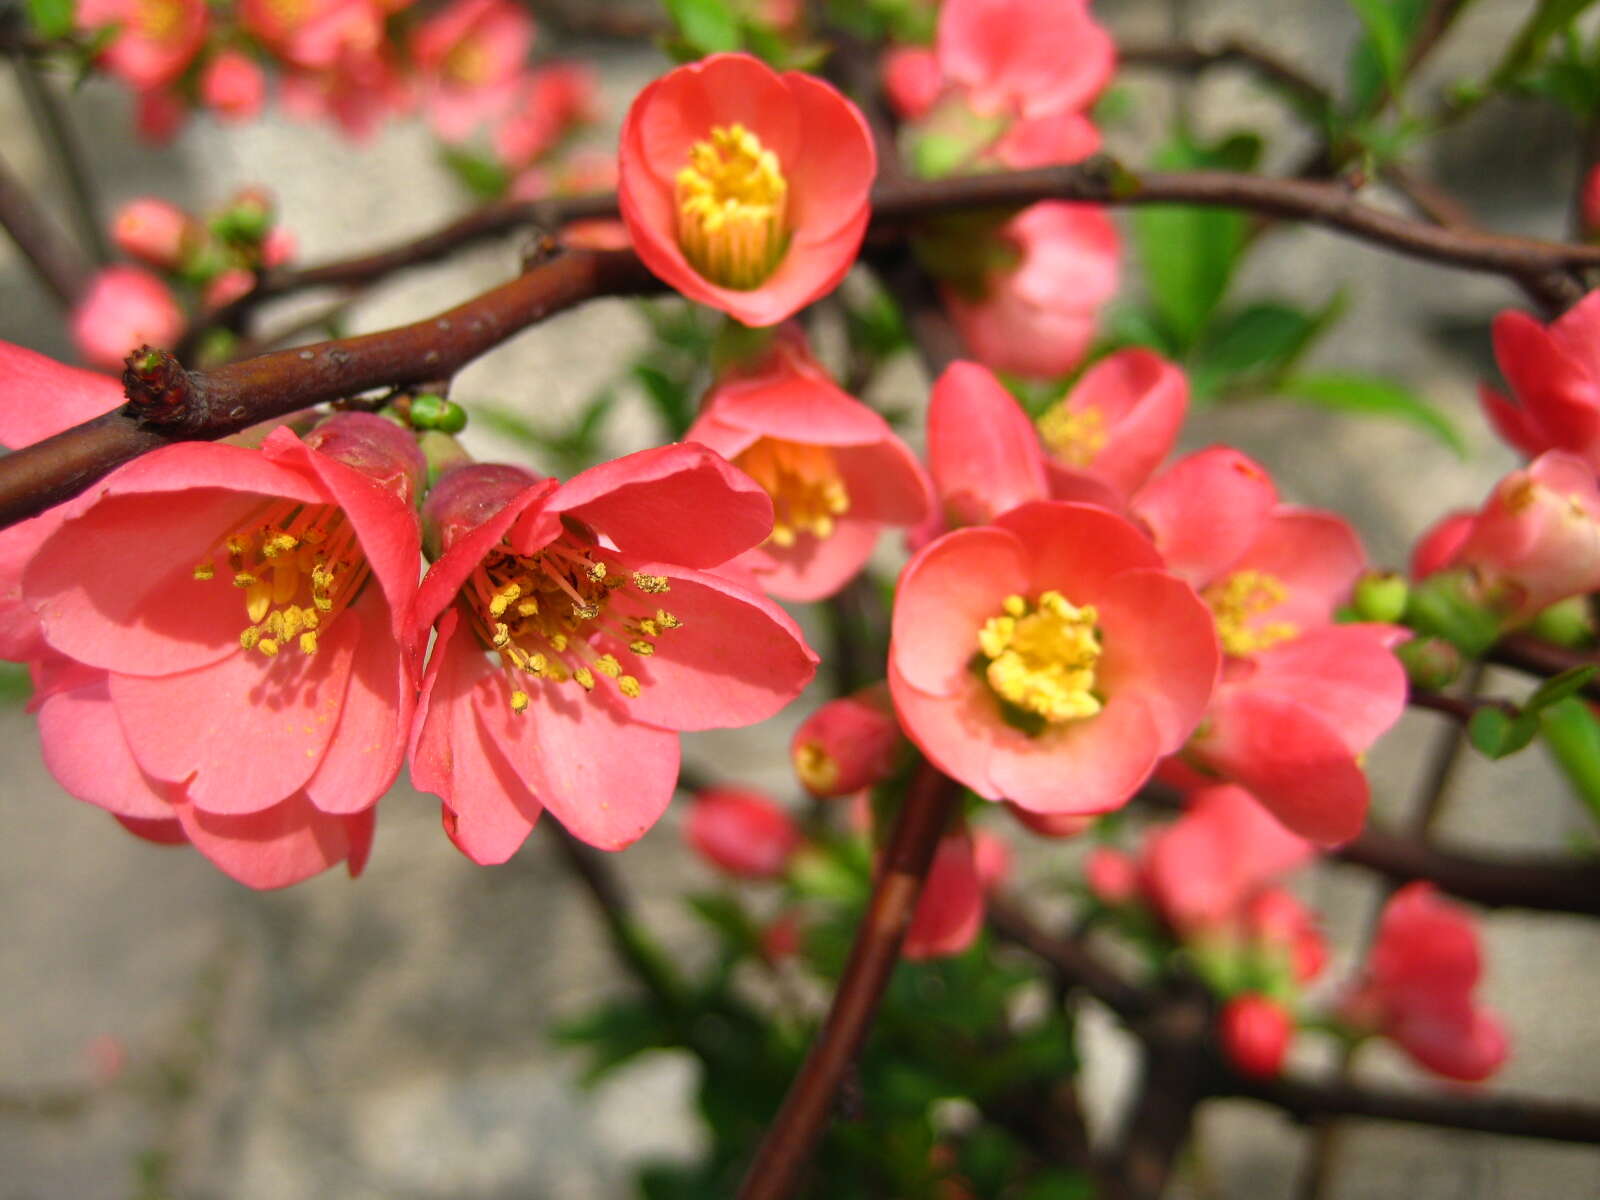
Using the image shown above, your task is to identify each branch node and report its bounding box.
[122,346,201,431]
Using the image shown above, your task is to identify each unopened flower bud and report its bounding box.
[112,197,196,269]
[423,462,542,557]
[1084,846,1139,905]
[213,187,275,244]
[201,50,266,123]
[1394,634,1463,690]
[409,392,469,434]
[1353,570,1408,624]
[1220,993,1293,1079]
[1527,595,1595,648]
[684,786,802,880]
[203,267,256,312]
[791,684,903,797]
[1403,569,1502,657]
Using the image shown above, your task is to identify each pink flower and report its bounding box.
[22,413,425,888]
[904,828,985,960]
[1243,887,1327,985]
[280,56,412,141]
[882,45,943,121]
[1450,450,1600,623]
[1410,510,1475,579]
[412,0,537,141]
[935,0,1114,120]
[1346,883,1509,1082]
[492,63,598,167]
[204,268,257,312]
[889,500,1218,816]
[925,360,1053,532]
[1220,993,1293,1079]
[791,683,902,797]
[942,203,1120,380]
[1480,291,1600,469]
[78,0,208,89]
[1139,784,1313,934]
[70,266,186,371]
[1085,846,1138,904]
[1038,349,1188,499]
[201,50,267,122]
[685,786,801,878]
[261,226,298,268]
[1005,805,1094,838]
[619,53,875,326]
[112,198,196,269]
[408,450,818,862]
[684,326,931,600]
[134,88,188,143]
[971,827,1012,891]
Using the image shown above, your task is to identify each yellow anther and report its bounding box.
[588,562,607,581]
[794,742,839,794]
[549,632,569,652]
[234,571,257,588]
[240,627,261,650]
[529,653,547,674]
[258,638,280,657]
[1037,403,1109,467]
[618,675,641,698]
[516,599,539,617]
[1203,569,1298,657]
[246,581,273,624]
[193,562,215,581]
[674,123,790,289]
[632,572,670,594]
[630,639,656,656]
[261,533,298,558]
[299,631,319,655]
[489,583,522,617]
[734,438,852,548]
[510,690,530,713]
[594,654,621,678]
[574,667,595,691]
[978,590,1103,725]
[656,610,680,629]
[282,607,304,639]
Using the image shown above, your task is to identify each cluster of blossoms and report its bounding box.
[72,190,297,370]
[70,0,597,158]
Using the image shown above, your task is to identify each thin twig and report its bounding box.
[985,894,1149,1021]
[737,761,960,1200]
[1118,36,1330,114]
[12,57,108,264]
[0,144,91,306]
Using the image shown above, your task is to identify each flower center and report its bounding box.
[792,740,838,793]
[734,438,850,548]
[1037,403,1107,467]
[674,123,790,291]
[192,500,369,658]
[464,528,682,712]
[135,0,186,41]
[443,39,492,86]
[1203,569,1298,656]
[977,591,1103,724]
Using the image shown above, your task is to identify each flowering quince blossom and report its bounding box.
[889,500,1219,816]
[684,326,932,601]
[71,266,187,372]
[935,0,1114,121]
[1480,291,1600,470]
[1343,883,1509,1082]
[1036,349,1189,500]
[1220,993,1293,1079]
[790,682,903,798]
[76,0,208,89]
[411,0,537,141]
[201,50,269,123]
[17,411,424,888]
[903,825,984,960]
[408,448,817,862]
[113,198,197,269]
[618,53,875,326]
[1410,509,1476,580]
[941,203,1121,381]
[1440,451,1600,624]
[1130,447,1407,844]
[684,786,801,879]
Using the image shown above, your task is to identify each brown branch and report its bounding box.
[737,762,960,1200]
[1333,822,1600,917]
[0,146,91,307]
[985,895,1148,1021]
[1231,1073,1600,1145]
[1490,632,1600,698]
[0,245,658,530]
[1118,36,1331,114]
[1406,683,1512,724]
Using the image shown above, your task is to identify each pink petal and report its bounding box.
[0,341,124,448]
[35,661,172,819]
[1246,625,1408,753]
[1479,383,1549,459]
[1094,568,1219,752]
[993,501,1165,600]
[1233,508,1366,630]
[782,69,876,240]
[553,443,775,568]
[891,525,1030,695]
[109,610,360,815]
[608,564,818,730]
[741,515,879,602]
[1059,349,1188,497]
[903,830,985,960]
[1132,447,1278,586]
[836,434,934,528]
[174,791,357,889]
[928,361,1049,525]
[1193,689,1370,845]
[987,689,1162,815]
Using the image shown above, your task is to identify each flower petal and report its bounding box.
[0,340,124,449]
[174,791,357,889]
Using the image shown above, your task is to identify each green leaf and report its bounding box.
[663,0,741,54]
[0,662,31,706]
[437,147,509,200]
[1539,696,1600,829]
[632,363,696,439]
[1190,299,1342,399]
[25,0,75,39]
[1131,135,1257,351]
[1525,665,1598,714]
[1348,0,1409,96]
[1018,1170,1097,1200]
[550,999,676,1085]
[1487,0,1600,91]
[1468,705,1541,759]
[1277,371,1467,456]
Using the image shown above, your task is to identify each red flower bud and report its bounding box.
[684,787,801,879]
[791,683,903,797]
[1219,993,1292,1079]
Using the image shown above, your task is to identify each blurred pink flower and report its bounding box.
[201,50,267,122]
[1220,993,1292,1079]
[112,197,195,269]
[935,0,1114,120]
[1481,291,1600,468]
[685,786,801,878]
[78,0,207,89]
[70,266,186,371]
[791,683,902,798]
[412,0,537,140]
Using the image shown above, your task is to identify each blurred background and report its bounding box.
[2,0,1599,1196]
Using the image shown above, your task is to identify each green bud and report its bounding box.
[1394,635,1462,691]
[1352,570,1409,624]
[1528,596,1595,649]
[1403,569,1502,658]
[408,392,467,433]
[417,431,472,494]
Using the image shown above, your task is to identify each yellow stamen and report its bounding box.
[734,437,851,549]
[674,123,789,290]
[510,690,530,713]
[794,742,839,794]
[1203,569,1298,657]
[1037,403,1108,467]
[977,590,1103,725]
